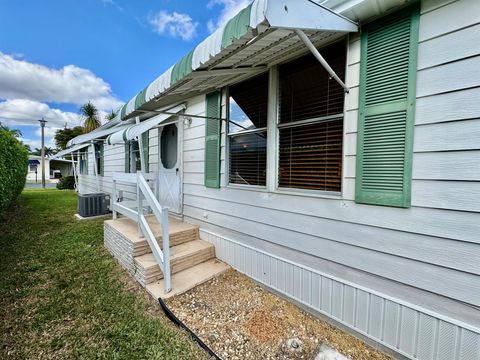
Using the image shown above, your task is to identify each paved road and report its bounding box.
[25,182,57,188]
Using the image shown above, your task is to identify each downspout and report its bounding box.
[294,29,350,93]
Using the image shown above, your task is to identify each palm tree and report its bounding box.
[0,123,22,138]
[105,110,117,121]
[1,124,30,151]
[80,102,100,133]
[31,147,56,156]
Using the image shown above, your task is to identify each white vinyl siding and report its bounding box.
[181,0,480,309]
[74,0,480,357]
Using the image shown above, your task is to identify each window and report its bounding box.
[125,140,141,173]
[94,143,104,176]
[278,41,346,192]
[161,124,177,169]
[228,72,268,186]
[79,150,88,175]
[124,133,149,173]
[29,165,37,172]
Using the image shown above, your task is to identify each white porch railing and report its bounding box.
[111,171,171,294]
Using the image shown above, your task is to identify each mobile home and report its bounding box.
[52,0,480,358]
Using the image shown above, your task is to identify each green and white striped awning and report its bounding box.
[49,142,91,160]
[106,104,186,145]
[66,123,132,147]
[111,0,357,122]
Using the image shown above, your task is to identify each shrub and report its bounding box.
[56,176,76,190]
[0,129,28,215]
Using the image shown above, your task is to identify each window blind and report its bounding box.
[229,131,267,186]
[279,119,343,191]
[228,73,268,186]
[228,73,268,132]
[278,41,346,192]
[279,41,346,124]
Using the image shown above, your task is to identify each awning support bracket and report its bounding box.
[135,109,251,133]
[294,29,350,93]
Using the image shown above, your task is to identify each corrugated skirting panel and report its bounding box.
[200,229,480,360]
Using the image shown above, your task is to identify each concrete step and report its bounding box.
[104,216,199,257]
[134,240,215,285]
[146,259,229,299]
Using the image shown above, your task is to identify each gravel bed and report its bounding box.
[166,269,391,360]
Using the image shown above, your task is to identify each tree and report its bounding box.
[0,124,30,152]
[54,126,84,150]
[0,124,22,138]
[80,102,100,133]
[31,147,56,156]
[105,110,117,121]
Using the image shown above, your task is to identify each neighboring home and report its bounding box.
[27,155,72,182]
[51,0,480,359]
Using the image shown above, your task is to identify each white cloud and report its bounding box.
[20,136,56,151]
[0,99,81,128]
[149,11,198,41]
[0,52,122,111]
[35,126,62,138]
[207,0,251,32]
[100,0,123,12]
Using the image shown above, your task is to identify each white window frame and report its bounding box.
[224,40,349,199]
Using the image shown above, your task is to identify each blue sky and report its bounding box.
[0,0,250,150]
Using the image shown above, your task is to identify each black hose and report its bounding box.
[158,297,222,360]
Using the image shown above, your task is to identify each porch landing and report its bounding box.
[104,216,229,299]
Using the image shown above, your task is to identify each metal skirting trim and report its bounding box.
[200,229,480,360]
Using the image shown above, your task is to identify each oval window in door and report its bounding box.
[161,123,178,169]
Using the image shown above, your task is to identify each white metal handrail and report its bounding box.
[111,171,171,293]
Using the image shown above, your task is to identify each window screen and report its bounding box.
[228,73,268,186]
[278,41,346,192]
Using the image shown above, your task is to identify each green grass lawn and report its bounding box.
[0,189,210,360]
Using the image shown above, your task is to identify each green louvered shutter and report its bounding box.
[124,142,130,173]
[204,91,221,188]
[355,4,419,208]
[142,132,149,173]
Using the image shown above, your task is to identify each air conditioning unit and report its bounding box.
[78,193,110,217]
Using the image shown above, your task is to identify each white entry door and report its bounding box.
[158,123,182,214]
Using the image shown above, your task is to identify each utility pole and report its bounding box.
[38,118,47,189]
